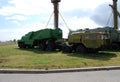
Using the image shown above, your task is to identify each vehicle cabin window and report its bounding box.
[84,33,109,40]
[97,34,109,40]
[84,34,97,40]
[85,34,89,39]
[97,34,102,39]
[90,34,96,40]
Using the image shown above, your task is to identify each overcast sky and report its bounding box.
[0,0,120,41]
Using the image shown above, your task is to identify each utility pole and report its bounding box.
[109,0,118,29]
[51,0,61,29]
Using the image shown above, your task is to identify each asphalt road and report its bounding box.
[0,70,120,82]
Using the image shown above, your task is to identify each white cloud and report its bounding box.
[63,16,100,30]
[6,15,27,21]
[60,0,111,12]
[0,6,15,16]
[0,0,52,16]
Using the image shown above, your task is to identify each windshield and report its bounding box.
[101,34,109,39]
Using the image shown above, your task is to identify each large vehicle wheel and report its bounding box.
[62,46,72,53]
[39,41,46,50]
[111,43,119,50]
[88,49,98,53]
[75,45,86,54]
[27,45,34,49]
[46,40,55,51]
[18,43,26,49]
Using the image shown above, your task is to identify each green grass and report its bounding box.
[0,44,120,70]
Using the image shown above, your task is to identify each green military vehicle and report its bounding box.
[18,0,62,51]
[18,28,62,51]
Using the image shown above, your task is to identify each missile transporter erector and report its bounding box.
[18,28,62,51]
[18,0,63,51]
[62,27,120,53]
[62,28,109,53]
[61,0,120,53]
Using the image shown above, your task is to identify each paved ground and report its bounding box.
[0,70,120,82]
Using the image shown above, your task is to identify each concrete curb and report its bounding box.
[0,66,120,74]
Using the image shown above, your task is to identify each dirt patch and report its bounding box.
[0,59,9,63]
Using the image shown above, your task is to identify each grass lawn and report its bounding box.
[0,44,120,70]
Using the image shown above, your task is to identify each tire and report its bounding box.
[111,43,119,50]
[27,45,34,49]
[75,45,86,54]
[88,49,98,53]
[18,43,26,49]
[46,40,55,51]
[62,46,72,53]
[39,41,46,50]
[18,43,22,48]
